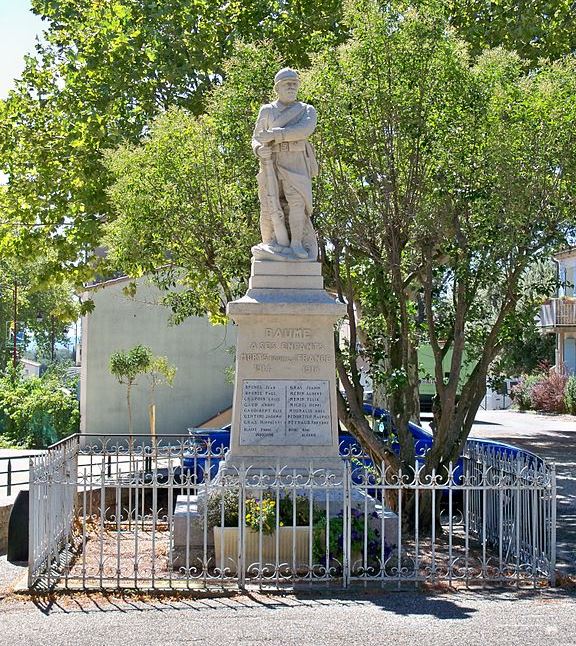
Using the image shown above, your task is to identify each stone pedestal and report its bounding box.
[222,259,346,472]
[171,261,401,563]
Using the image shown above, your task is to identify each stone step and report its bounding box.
[251,259,321,276]
[249,274,324,289]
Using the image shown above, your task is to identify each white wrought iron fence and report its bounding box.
[462,441,556,583]
[28,434,556,591]
[28,435,79,588]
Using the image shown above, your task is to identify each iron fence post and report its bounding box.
[550,463,557,586]
[27,457,35,589]
[343,460,350,589]
[7,459,12,497]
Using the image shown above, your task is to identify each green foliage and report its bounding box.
[3,0,573,484]
[146,356,177,391]
[0,258,78,371]
[101,3,576,481]
[565,376,576,415]
[489,261,558,380]
[1,0,572,288]
[0,1,346,281]
[491,331,556,384]
[206,488,241,530]
[513,370,576,415]
[511,373,545,411]
[109,344,153,439]
[312,507,381,564]
[446,0,576,65]
[0,365,79,448]
[109,344,152,385]
[206,490,320,533]
[305,2,576,472]
[278,493,320,527]
[206,489,278,533]
[104,43,282,323]
[105,106,255,323]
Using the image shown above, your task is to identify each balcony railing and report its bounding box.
[539,298,576,328]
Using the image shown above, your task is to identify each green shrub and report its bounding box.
[565,376,576,415]
[511,374,543,410]
[206,488,240,529]
[0,366,79,448]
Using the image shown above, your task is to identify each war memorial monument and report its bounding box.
[222,67,346,473]
[173,69,394,566]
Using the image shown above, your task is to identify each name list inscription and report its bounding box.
[239,379,332,446]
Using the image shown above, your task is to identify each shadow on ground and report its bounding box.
[4,586,570,617]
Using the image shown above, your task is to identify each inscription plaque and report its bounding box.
[240,379,332,446]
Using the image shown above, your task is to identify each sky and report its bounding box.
[0,0,44,99]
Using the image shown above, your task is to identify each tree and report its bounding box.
[109,344,152,448]
[306,2,576,525]
[2,0,573,284]
[0,257,78,371]
[489,260,558,381]
[445,0,576,65]
[305,2,471,472]
[0,1,347,284]
[0,364,80,448]
[105,3,576,530]
[104,44,282,323]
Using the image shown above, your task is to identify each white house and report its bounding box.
[539,247,576,374]
[80,275,236,438]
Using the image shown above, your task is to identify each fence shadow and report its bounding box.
[23,585,576,618]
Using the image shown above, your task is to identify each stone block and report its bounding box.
[252,260,321,276]
[249,274,324,290]
[0,496,14,555]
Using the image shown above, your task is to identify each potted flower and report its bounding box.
[312,507,391,573]
[207,489,320,574]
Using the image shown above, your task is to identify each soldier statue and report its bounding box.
[251,68,319,262]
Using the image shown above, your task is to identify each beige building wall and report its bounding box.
[80,276,235,438]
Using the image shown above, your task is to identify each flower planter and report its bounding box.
[213,526,313,574]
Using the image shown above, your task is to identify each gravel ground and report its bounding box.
[0,587,575,646]
[0,555,27,597]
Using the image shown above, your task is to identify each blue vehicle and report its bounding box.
[182,403,543,483]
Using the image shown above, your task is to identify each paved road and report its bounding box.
[0,588,575,646]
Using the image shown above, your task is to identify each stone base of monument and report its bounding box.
[172,494,213,570]
[171,257,398,571]
[223,258,346,473]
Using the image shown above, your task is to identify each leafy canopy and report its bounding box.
[0,0,346,283]
[0,365,80,448]
[109,344,153,385]
[105,2,576,483]
[104,43,283,323]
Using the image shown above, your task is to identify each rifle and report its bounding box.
[260,154,289,247]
